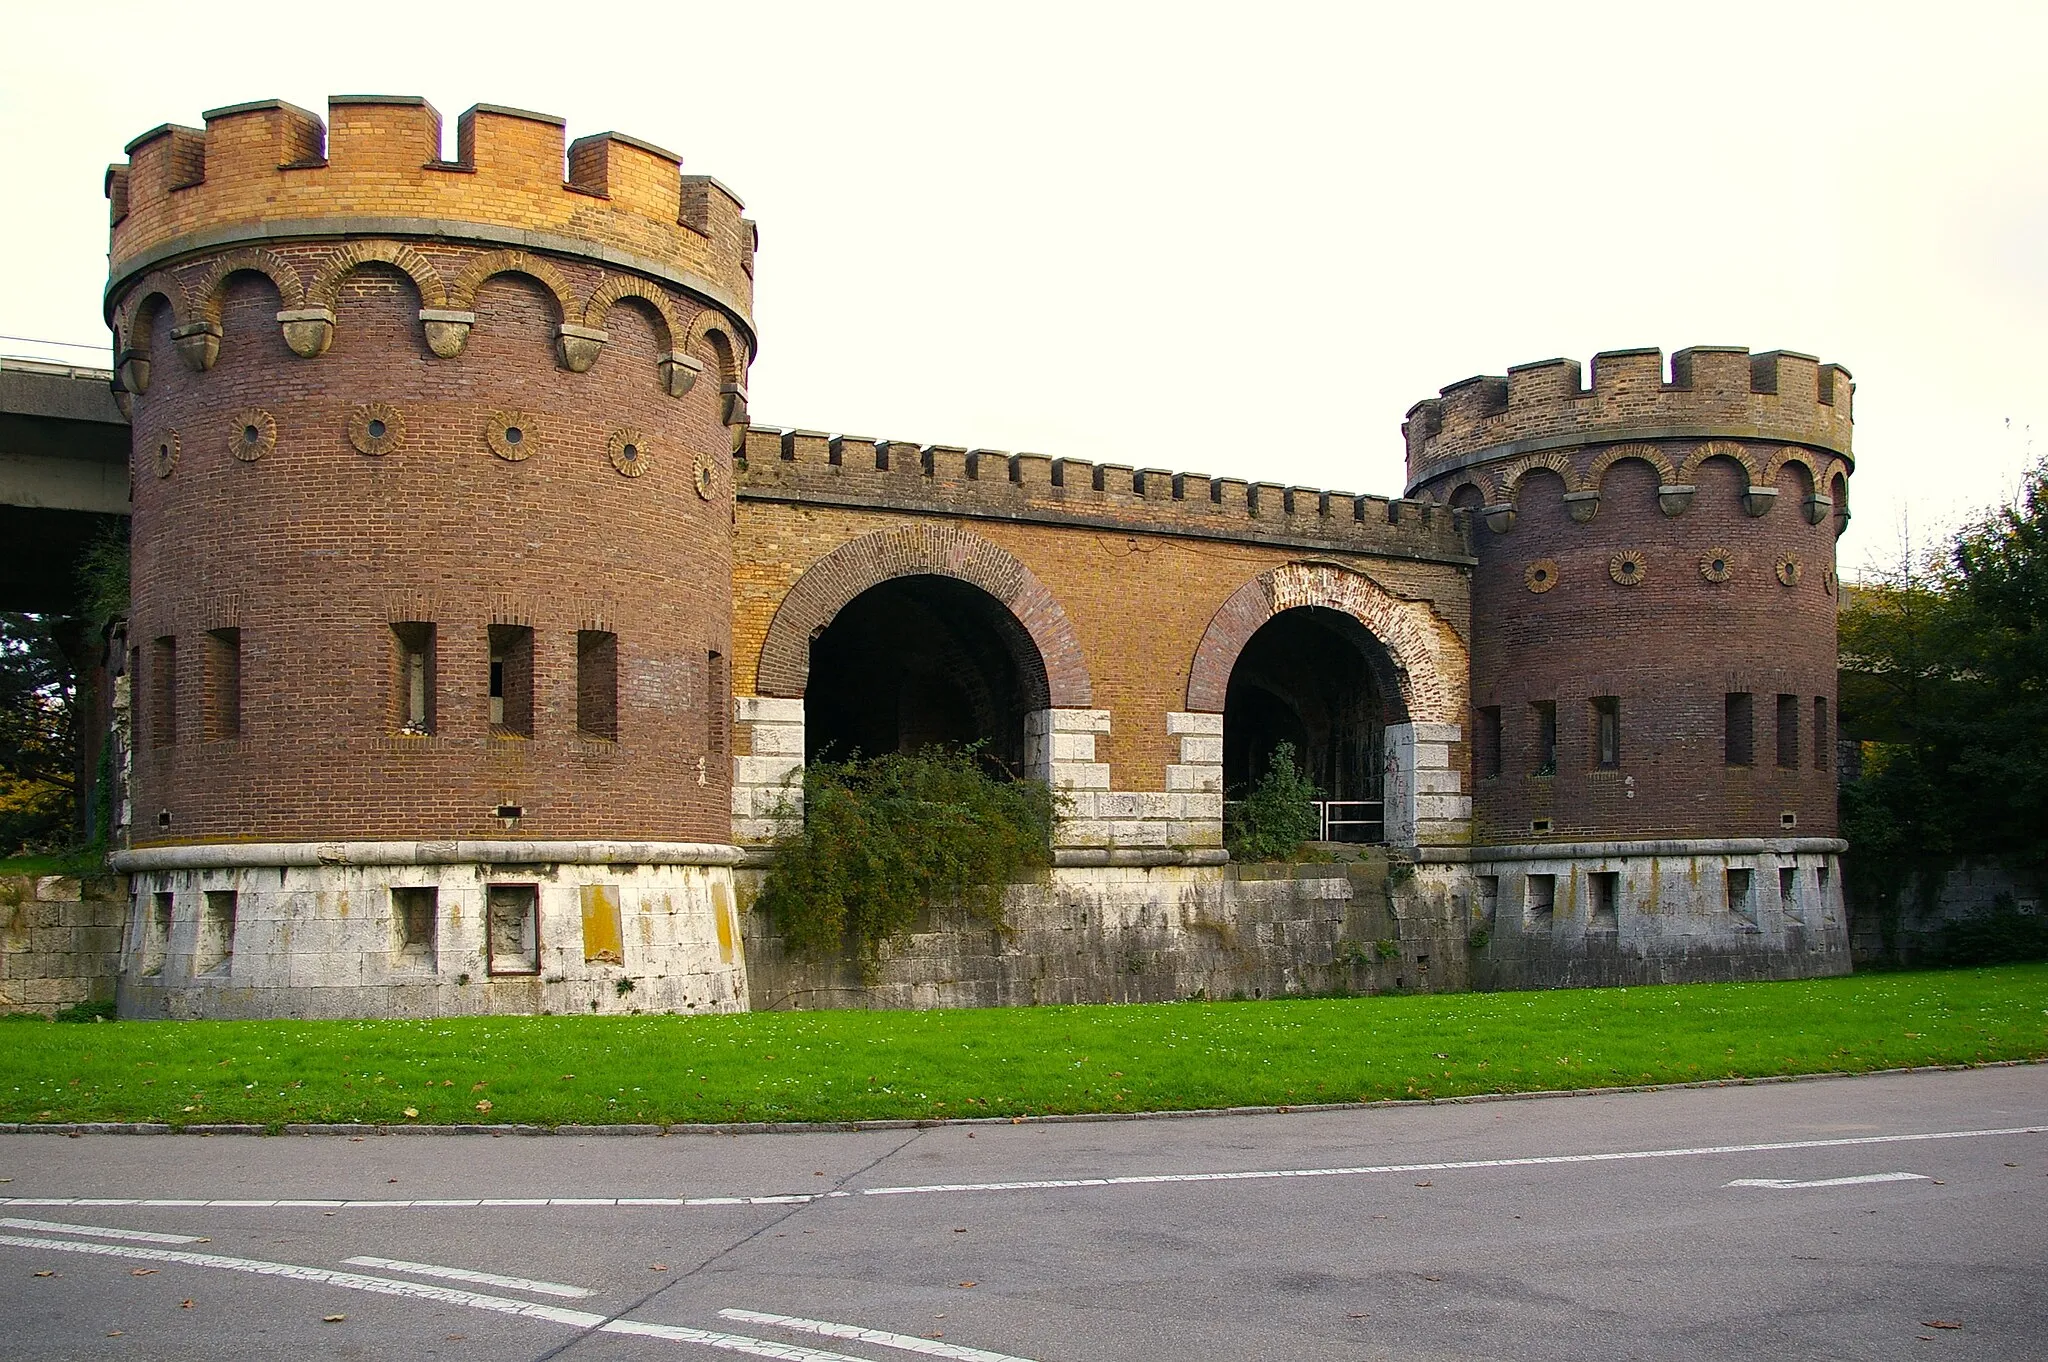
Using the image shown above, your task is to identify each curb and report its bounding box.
[1,1060,2035,1138]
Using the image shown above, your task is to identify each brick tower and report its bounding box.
[1405,347,1855,982]
[104,96,756,1017]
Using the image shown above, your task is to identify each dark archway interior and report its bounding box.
[805,575,1046,776]
[1224,607,1397,835]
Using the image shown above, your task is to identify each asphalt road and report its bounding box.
[2,1065,2044,1361]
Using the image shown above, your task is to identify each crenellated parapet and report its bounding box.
[1404,346,1853,536]
[735,427,1472,563]
[105,96,754,420]
[1405,347,1851,481]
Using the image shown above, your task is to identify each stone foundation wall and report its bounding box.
[737,854,1472,1011]
[1458,839,1853,989]
[0,873,126,1015]
[116,855,746,1021]
[1847,859,2044,965]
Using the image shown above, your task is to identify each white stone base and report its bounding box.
[117,852,748,1020]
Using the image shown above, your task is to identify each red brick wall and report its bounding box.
[1418,445,1842,844]
[123,243,738,845]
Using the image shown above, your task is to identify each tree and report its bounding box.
[0,613,77,854]
[1839,455,2048,957]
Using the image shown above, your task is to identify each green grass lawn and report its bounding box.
[3,965,2044,1130]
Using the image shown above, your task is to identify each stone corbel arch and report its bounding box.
[582,276,692,393]
[756,524,1092,708]
[1678,439,1776,516]
[298,241,450,359]
[685,309,752,429]
[170,248,307,371]
[443,249,582,366]
[113,272,193,394]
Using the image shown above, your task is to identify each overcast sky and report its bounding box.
[4,2,2042,575]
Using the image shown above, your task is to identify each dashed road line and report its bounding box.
[342,1254,592,1298]
[1726,1172,1932,1190]
[4,1124,2039,1213]
[0,1233,873,1361]
[0,1216,204,1244]
[721,1307,1039,1362]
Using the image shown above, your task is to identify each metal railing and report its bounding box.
[1314,800,1384,844]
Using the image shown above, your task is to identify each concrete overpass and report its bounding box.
[0,357,130,613]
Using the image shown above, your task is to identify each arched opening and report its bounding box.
[1223,606,1400,842]
[805,574,1048,777]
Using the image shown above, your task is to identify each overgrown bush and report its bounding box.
[1226,741,1321,862]
[757,747,1057,976]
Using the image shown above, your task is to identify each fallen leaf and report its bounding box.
[180,1299,194,1309]
[323,1314,346,1323]
[650,1264,669,1272]
[33,1270,54,1277]
[1349,1312,1370,1319]
[560,1075,574,1081]
[402,1108,419,1119]
[475,1099,493,1113]
[953,1228,967,1234]
[1423,1275,1442,1282]
[131,1268,156,1276]
[1415,1181,1433,1188]
[1922,1321,1961,1330]
[447,1335,465,1341]
[928,1334,944,1340]
[959,1281,976,1288]
[471,1082,487,1092]
[106,1331,123,1337]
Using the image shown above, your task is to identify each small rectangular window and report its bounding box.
[487,884,540,975]
[1817,863,1830,892]
[1477,706,1502,779]
[143,891,173,976]
[393,623,436,735]
[151,636,177,747]
[204,628,241,741]
[1726,867,1756,926]
[1724,693,1754,767]
[1591,696,1620,770]
[707,650,729,763]
[1532,701,1557,777]
[577,630,618,740]
[580,884,624,965]
[1813,696,1830,771]
[1526,872,1556,920]
[392,887,437,967]
[488,625,534,737]
[1476,874,1500,924]
[196,890,236,974]
[1589,871,1619,929]
[1776,693,1800,768]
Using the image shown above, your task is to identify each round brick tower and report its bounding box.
[1405,346,1854,983]
[104,96,757,1018]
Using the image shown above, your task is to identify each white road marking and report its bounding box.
[342,1254,592,1298]
[722,1307,1039,1362]
[0,1233,872,1361]
[1726,1172,1932,1189]
[0,1216,204,1244]
[4,1124,2039,1212]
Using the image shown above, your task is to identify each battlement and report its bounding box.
[736,426,1471,563]
[107,95,754,325]
[1403,346,1852,490]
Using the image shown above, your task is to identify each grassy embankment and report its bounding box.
[2,965,2043,1130]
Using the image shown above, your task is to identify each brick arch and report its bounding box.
[582,274,680,351]
[308,240,448,310]
[112,272,192,392]
[756,525,1092,706]
[1499,451,1576,502]
[1585,442,1678,491]
[445,248,574,318]
[1762,446,1822,492]
[1186,562,1467,724]
[1677,439,1761,487]
[685,308,749,384]
[194,248,305,326]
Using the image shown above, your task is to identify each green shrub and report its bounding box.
[1922,893,2048,966]
[757,747,1056,976]
[53,999,116,1023]
[1226,741,1321,862]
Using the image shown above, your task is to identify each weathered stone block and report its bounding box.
[1166,711,1224,736]
[736,696,805,725]
[36,876,82,903]
[1179,735,1223,764]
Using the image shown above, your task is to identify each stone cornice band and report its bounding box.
[111,840,746,871]
[1415,837,1848,864]
[1406,426,1854,495]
